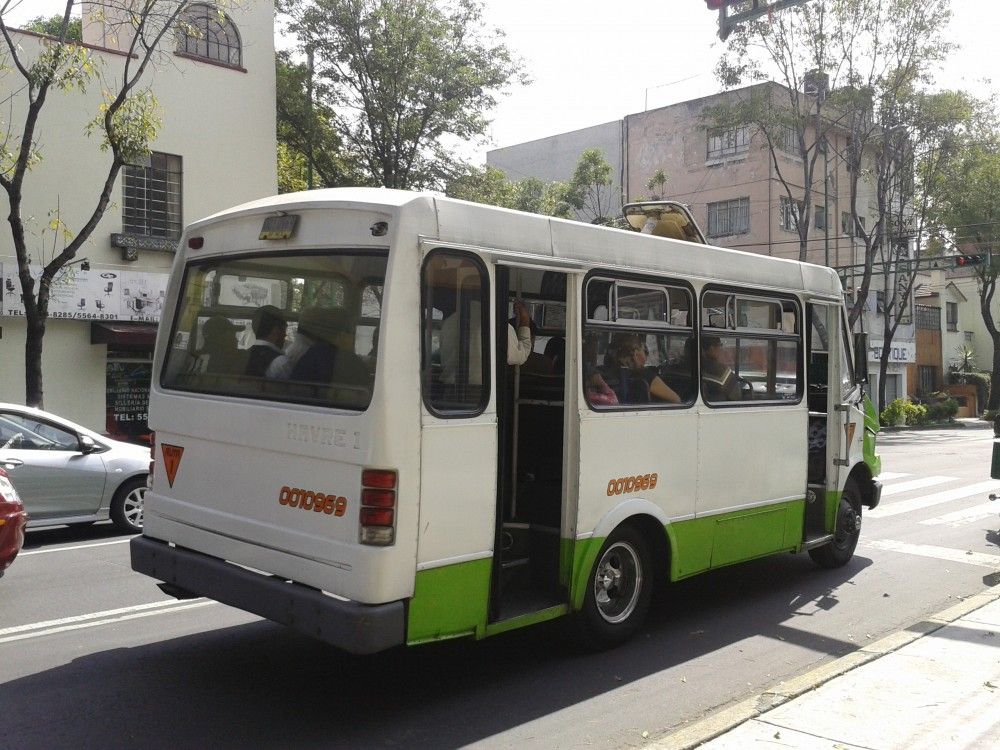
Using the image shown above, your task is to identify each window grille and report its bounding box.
[122,152,183,239]
[177,3,242,66]
[707,198,750,237]
[707,125,750,159]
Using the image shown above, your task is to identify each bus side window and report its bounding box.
[422,251,489,415]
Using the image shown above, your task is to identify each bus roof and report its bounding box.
[188,187,843,299]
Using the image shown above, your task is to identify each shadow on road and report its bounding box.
[21,521,132,550]
[0,553,872,750]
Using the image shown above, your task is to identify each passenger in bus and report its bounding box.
[290,306,370,386]
[701,335,741,401]
[266,318,313,379]
[245,305,288,376]
[612,334,681,404]
[439,298,532,384]
[195,315,242,375]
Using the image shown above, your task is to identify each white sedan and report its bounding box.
[0,403,149,533]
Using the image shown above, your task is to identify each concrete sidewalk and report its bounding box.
[658,588,1000,749]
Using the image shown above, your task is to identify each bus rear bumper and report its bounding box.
[130,536,405,654]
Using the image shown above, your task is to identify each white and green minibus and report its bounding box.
[131,188,882,653]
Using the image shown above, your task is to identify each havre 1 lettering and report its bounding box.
[278,486,347,516]
[606,473,658,496]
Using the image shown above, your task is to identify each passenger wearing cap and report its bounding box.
[288,306,370,387]
[246,305,287,376]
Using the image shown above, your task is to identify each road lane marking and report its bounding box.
[921,501,1000,527]
[0,599,214,644]
[868,480,1000,518]
[874,472,910,481]
[19,538,131,556]
[879,476,955,497]
[861,539,1000,569]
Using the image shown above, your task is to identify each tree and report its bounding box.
[928,131,1000,408]
[564,148,617,225]
[275,50,361,191]
[868,89,979,408]
[0,1,210,407]
[713,0,952,303]
[646,168,668,200]
[285,0,527,190]
[23,15,83,41]
[444,165,571,217]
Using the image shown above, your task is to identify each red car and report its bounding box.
[0,467,28,578]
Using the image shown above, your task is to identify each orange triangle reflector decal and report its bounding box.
[161,444,184,488]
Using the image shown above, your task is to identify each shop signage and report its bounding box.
[0,262,168,323]
[105,360,152,442]
[868,340,916,363]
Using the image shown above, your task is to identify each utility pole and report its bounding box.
[306,45,315,190]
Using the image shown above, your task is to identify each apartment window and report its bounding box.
[918,365,936,394]
[875,290,886,313]
[779,196,802,232]
[776,123,802,157]
[122,152,183,239]
[176,3,242,67]
[841,211,866,236]
[707,125,750,160]
[815,205,827,231]
[915,305,940,330]
[707,198,750,237]
[946,302,958,332]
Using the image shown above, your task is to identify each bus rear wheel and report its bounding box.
[809,481,862,569]
[572,524,652,649]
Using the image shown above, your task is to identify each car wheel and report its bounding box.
[809,481,862,569]
[571,523,652,650]
[111,477,146,534]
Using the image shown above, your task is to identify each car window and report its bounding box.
[0,413,77,451]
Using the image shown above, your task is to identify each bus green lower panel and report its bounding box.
[407,557,492,644]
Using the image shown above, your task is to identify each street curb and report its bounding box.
[647,585,1000,749]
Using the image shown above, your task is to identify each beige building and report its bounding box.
[0,2,277,436]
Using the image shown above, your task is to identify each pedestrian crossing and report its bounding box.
[862,470,1000,570]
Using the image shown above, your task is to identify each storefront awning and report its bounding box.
[90,322,159,349]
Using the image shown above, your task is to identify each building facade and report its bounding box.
[0,2,277,436]
[487,82,913,408]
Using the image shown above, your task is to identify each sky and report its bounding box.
[5,0,999,166]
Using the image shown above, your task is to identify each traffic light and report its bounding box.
[955,254,985,268]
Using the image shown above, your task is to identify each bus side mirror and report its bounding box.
[854,332,869,385]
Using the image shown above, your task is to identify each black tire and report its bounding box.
[571,523,652,650]
[809,480,862,569]
[110,477,147,534]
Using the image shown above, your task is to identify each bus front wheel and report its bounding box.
[572,524,652,649]
[809,482,862,569]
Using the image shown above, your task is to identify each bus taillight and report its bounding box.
[360,469,396,546]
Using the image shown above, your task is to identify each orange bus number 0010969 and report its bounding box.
[606,473,658,496]
[278,486,347,516]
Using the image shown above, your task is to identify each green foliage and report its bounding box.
[563,148,617,224]
[87,89,161,164]
[444,165,572,218]
[22,15,83,41]
[646,169,668,200]
[879,397,927,426]
[286,0,527,190]
[275,50,361,190]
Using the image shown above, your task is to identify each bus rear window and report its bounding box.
[161,251,387,410]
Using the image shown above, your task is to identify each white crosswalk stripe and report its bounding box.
[868,480,1000,518]
[874,472,910,481]
[879,475,954,497]
[921,500,1000,527]
[861,539,1000,569]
